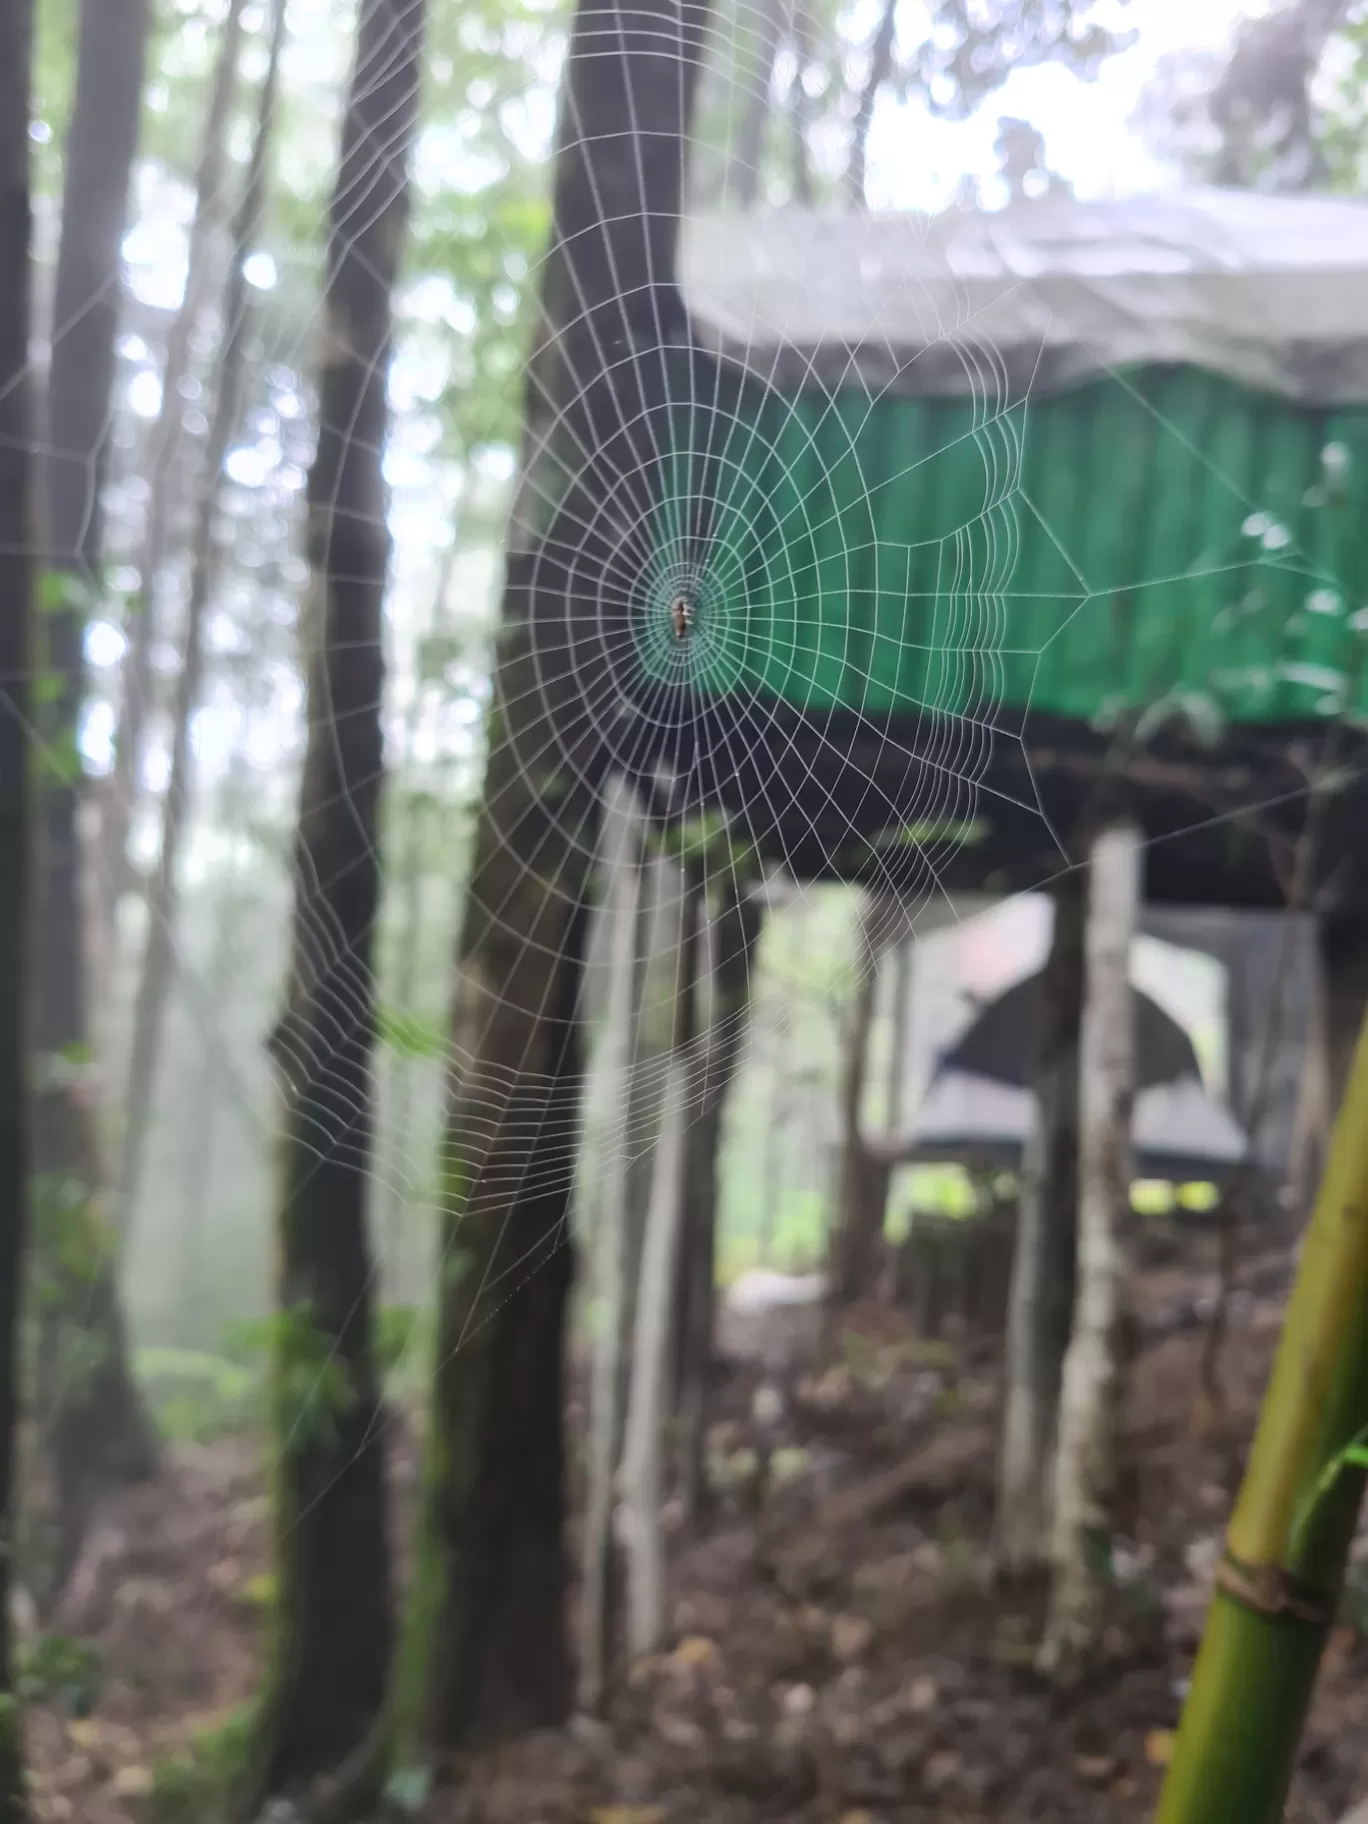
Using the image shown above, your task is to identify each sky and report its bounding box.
[871,0,1253,210]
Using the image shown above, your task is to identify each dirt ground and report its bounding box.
[20,1249,1368,1824]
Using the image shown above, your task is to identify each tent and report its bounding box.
[901,967,1248,1183]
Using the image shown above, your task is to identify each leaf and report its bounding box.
[672,1635,716,1668]
[383,1764,433,1814]
[113,1765,154,1798]
[590,1806,664,1824]
[1145,1729,1176,1767]
[376,1002,447,1061]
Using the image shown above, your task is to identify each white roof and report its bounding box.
[679,190,1368,404]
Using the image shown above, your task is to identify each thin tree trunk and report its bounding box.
[996,870,1085,1572]
[1040,822,1141,1679]
[0,0,35,1802]
[844,0,898,209]
[578,779,647,1715]
[100,0,248,932]
[36,0,157,1596]
[174,741,257,1342]
[885,934,912,1132]
[788,0,815,204]
[250,0,426,1796]
[726,0,786,206]
[379,539,459,1295]
[402,0,707,1758]
[828,894,881,1304]
[621,877,698,1657]
[679,881,762,1524]
[116,0,287,1257]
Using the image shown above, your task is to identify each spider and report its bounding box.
[670,594,695,642]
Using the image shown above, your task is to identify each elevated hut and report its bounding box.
[637,192,1368,907]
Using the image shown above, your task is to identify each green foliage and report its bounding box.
[135,1347,261,1444]
[147,1703,256,1824]
[15,1635,102,1717]
[270,1305,357,1455]
[376,1002,448,1061]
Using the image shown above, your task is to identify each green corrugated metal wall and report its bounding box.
[649,363,1368,728]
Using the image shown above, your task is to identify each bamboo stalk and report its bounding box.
[1155,995,1368,1824]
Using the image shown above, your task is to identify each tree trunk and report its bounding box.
[578,780,647,1715]
[403,0,707,1758]
[36,0,157,1595]
[1040,823,1141,1679]
[996,870,1085,1572]
[885,934,912,1133]
[0,0,35,1803]
[678,881,762,1524]
[100,0,247,933]
[174,743,256,1344]
[828,895,881,1304]
[620,877,698,1658]
[725,0,787,206]
[251,0,426,1796]
[116,0,286,1256]
[378,538,459,1295]
[787,0,815,203]
[844,0,898,209]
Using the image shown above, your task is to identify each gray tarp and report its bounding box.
[678,189,1368,404]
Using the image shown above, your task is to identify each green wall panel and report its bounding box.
[645,363,1368,729]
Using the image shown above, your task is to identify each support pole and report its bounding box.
[1039,821,1140,1676]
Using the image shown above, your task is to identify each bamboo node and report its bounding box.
[1215,1549,1335,1626]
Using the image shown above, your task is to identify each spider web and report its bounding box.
[15,0,1366,1644]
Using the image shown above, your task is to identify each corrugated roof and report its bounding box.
[679,191,1368,404]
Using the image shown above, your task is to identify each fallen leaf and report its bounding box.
[1145,1729,1176,1767]
[839,1812,875,1824]
[907,1675,938,1712]
[1075,1754,1115,1783]
[113,1766,154,1799]
[831,1614,874,1661]
[64,1721,101,1753]
[924,1748,961,1792]
[673,1635,716,1669]
[590,1809,665,1824]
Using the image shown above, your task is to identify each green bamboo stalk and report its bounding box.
[1155,998,1368,1824]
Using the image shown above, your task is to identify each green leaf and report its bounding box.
[376,1003,447,1061]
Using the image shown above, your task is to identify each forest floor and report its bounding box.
[20,1242,1368,1824]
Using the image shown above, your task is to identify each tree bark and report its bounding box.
[0,0,35,1804]
[100,0,248,932]
[402,0,708,1758]
[251,0,426,1796]
[885,933,912,1133]
[678,880,762,1523]
[578,779,647,1715]
[828,894,881,1304]
[116,0,286,1257]
[36,0,157,1595]
[725,0,787,206]
[620,876,698,1658]
[1040,823,1141,1679]
[996,869,1085,1572]
[844,0,899,209]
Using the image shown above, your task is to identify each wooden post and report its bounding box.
[619,872,699,1659]
[578,779,646,1715]
[1040,822,1141,1678]
[997,870,1086,1571]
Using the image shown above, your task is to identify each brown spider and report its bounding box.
[671,595,694,642]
